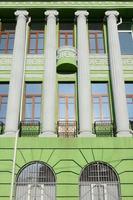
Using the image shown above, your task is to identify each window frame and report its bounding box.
[92,83,111,121]
[23,83,42,121]
[89,30,105,54]
[58,82,76,121]
[59,30,74,47]
[0,31,15,54]
[28,30,44,54]
[118,30,133,55]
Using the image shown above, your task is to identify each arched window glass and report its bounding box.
[15,162,56,200]
[80,162,120,200]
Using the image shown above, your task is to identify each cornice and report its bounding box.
[0,1,133,9]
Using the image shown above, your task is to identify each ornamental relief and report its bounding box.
[0,55,132,71]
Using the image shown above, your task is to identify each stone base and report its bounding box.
[78,131,96,137]
[0,132,17,137]
[117,130,132,137]
[39,131,57,137]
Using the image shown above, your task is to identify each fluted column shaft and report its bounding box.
[75,10,92,136]
[41,10,58,136]
[105,11,130,136]
[5,10,28,135]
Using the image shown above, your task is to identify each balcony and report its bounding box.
[0,121,4,135]
[93,120,116,137]
[56,46,77,74]
[129,120,133,131]
[19,120,40,137]
[57,120,77,138]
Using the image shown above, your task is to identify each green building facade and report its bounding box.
[0,1,133,200]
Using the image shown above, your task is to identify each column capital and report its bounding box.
[15,10,29,18]
[45,10,59,17]
[75,10,89,17]
[105,10,119,17]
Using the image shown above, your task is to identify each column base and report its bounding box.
[78,130,96,137]
[1,131,17,137]
[117,130,132,137]
[39,130,57,137]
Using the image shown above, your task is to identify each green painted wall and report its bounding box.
[0,137,133,200]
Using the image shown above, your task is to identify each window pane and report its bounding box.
[125,83,133,120]
[92,83,108,94]
[125,83,133,94]
[26,83,41,95]
[119,32,133,54]
[89,31,104,53]
[25,99,32,119]
[59,98,66,120]
[8,33,15,52]
[59,83,74,95]
[93,103,100,120]
[34,103,41,120]
[68,97,75,120]
[24,83,42,120]
[58,83,75,121]
[92,83,110,121]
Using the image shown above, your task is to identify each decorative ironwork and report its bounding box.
[57,120,77,138]
[129,120,133,130]
[15,162,56,200]
[80,162,120,200]
[0,121,4,135]
[94,120,115,137]
[19,120,40,137]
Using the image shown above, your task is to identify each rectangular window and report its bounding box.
[0,32,15,54]
[92,83,110,121]
[23,83,42,121]
[58,83,76,121]
[119,32,133,54]
[28,31,44,54]
[89,24,105,54]
[59,30,74,47]
[59,23,74,47]
[125,83,133,120]
[0,83,9,123]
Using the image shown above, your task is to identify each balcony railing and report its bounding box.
[57,120,77,138]
[19,120,40,137]
[93,120,115,137]
[129,120,133,131]
[0,121,4,135]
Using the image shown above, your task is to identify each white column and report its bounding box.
[41,10,58,136]
[5,10,28,135]
[105,11,130,136]
[75,10,93,136]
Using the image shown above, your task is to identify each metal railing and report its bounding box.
[129,120,133,131]
[57,120,77,138]
[19,120,40,137]
[0,121,4,135]
[93,120,115,137]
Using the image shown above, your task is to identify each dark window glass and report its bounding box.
[125,83,133,120]
[28,31,44,54]
[0,83,9,123]
[23,83,42,120]
[0,32,15,54]
[119,32,133,55]
[92,83,110,121]
[58,83,75,120]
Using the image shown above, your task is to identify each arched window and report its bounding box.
[80,162,120,200]
[15,161,56,200]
